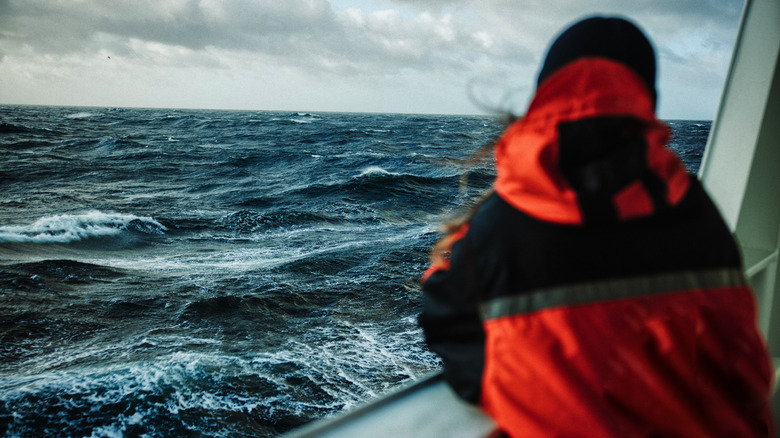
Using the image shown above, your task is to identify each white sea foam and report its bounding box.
[0,211,167,244]
[3,351,268,432]
[89,229,378,274]
[357,166,397,178]
[65,112,95,119]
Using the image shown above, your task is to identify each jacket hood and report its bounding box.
[537,16,657,107]
[494,58,690,225]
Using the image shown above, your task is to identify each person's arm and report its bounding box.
[419,226,486,404]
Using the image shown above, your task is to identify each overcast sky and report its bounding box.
[0,0,745,119]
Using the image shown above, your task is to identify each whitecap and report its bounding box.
[290,113,320,124]
[65,112,95,119]
[357,166,397,178]
[0,211,167,244]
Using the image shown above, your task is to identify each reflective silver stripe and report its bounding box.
[480,268,747,320]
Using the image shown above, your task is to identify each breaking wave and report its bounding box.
[0,211,167,244]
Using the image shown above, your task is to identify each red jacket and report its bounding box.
[420,58,773,437]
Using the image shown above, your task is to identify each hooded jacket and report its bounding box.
[419,18,773,438]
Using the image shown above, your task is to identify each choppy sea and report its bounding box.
[0,105,710,437]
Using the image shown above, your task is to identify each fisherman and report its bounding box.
[419,16,773,437]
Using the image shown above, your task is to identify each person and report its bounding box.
[419,16,774,437]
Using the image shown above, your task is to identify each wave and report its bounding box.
[220,209,346,233]
[269,112,321,125]
[65,111,96,119]
[0,122,37,134]
[8,258,126,276]
[268,169,463,210]
[0,121,62,137]
[0,211,167,244]
[357,166,398,178]
[1,352,291,437]
[349,167,460,193]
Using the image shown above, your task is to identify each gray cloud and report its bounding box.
[0,0,741,73]
[0,0,746,117]
[0,0,498,75]
[0,1,338,54]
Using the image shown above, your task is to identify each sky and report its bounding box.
[0,0,745,119]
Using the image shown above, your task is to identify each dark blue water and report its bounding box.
[0,106,709,437]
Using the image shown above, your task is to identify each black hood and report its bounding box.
[537,16,657,107]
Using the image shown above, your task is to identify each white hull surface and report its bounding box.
[284,373,496,438]
[698,0,780,423]
[699,0,780,356]
[284,0,780,435]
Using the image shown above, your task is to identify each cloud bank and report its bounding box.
[0,0,744,118]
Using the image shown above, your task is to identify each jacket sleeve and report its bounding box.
[418,226,486,404]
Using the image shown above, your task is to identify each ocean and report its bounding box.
[0,106,710,437]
